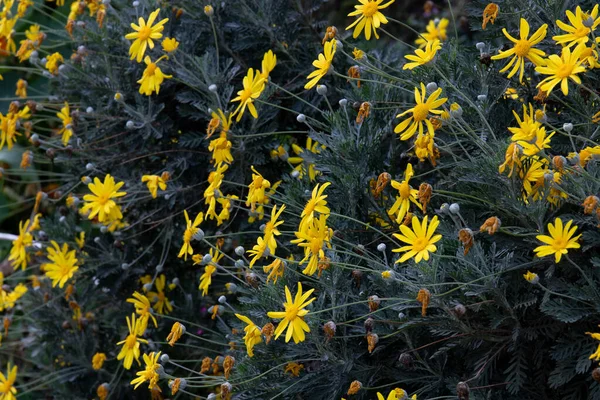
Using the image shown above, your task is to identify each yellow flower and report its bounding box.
[0,363,17,400]
[284,362,304,376]
[305,39,336,90]
[580,45,600,68]
[96,383,108,400]
[81,174,126,223]
[45,52,63,75]
[131,351,161,390]
[208,132,233,165]
[535,43,587,96]
[523,271,539,283]
[263,258,285,284]
[166,322,185,346]
[415,18,449,47]
[482,3,499,30]
[345,0,395,40]
[246,166,271,214]
[231,68,265,122]
[381,270,392,279]
[204,163,227,220]
[8,219,33,271]
[508,103,542,142]
[394,83,447,140]
[15,79,27,98]
[199,264,216,296]
[177,210,204,260]
[92,352,107,370]
[353,47,365,60]
[206,108,232,138]
[42,241,79,288]
[125,9,169,62]
[267,283,316,343]
[534,218,581,263]
[57,102,73,146]
[299,182,331,231]
[393,215,442,263]
[247,236,268,268]
[141,174,167,199]
[116,314,148,369]
[288,137,325,182]
[388,163,422,223]
[126,291,158,334]
[235,314,263,357]
[553,5,600,48]
[263,204,286,255]
[491,18,547,83]
[138,55,172,96]
[377,388,407,400]
[161,37,179,52]
[148,274,173,315]
[261,49,277,79]
[291,214,333,276]
[519,129,554,156]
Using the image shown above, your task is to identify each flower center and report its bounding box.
[183,227,197,243]
[239,88,253,102]
[362,2,378,17]
[310,237,322,253]
[574,26,590,37]
[556,63,574,78]
[514,40,531,57]
[138,26,152,41]
[399,181,411,199]
[285,304,299,320]
[552,238,567,250]
[412,104,430,122]
[412,237,429,252]
[146,63,157,76]
[125,333,137,348]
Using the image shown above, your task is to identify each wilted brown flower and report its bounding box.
[534,88,548,103]
[262,322,275,344]
[212,356,222,375]
[479,216,501,235]
[583,195,599,214]
[20,150,33,170]
[322,26,338,44]
[223,356,235,379]
[372,172,391,199]
[324,321,336,340]
[366,332,379,353]
[221,382,232,400]
[356,102,370,124]
[368,295,380,312]
[482,3,499,29]
[200,357,212,373]
[170,378,181,395]
[347,380,362,395]
[284,362,304,377]
[458,228,474,256]
[416,288,431,316]
[418,182,433,213]
[348,65,361,88]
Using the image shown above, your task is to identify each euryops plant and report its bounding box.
[2,0,600,398]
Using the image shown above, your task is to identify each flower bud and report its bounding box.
[426,82,438,92]
[475,42,486,51]
[377,243,386,252]
[193,229,205,241]
[218,295,227,304]
[234,259,244,268]
[85,163,95,170]
[339,98,348,107]
[291,170,300,178]
[160,353,170,363]
[202,253,212,264]
[316,84,327,95]
[132,0,139,6]
[86,106,94,113]
[204,5,214,16]
[121,263,129,270]
[477,94,487,101]
[156,264,163,273]
[563,122,573,132]
[126,120,135,129]
[440,202,450,214]
[114,92,123,101]
[235,246,245,256]
[584,16,595,27]
[449,203,460,214]
[208,84,218,92]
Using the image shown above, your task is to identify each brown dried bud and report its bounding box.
[347,380,362,395]
[322,26,338,44]
[457,382,470,400]
[458,228,474,256]
[418,182,432,213]
[593,367,600,382]
[416,288,431,317]
[479,216,501,235]
[200,357,212,373]
[398,352,413,368]
[479,53,491,66]
[262,322,275,344]
[46,148,56,160]
[366,332,379,353]
[26,100,37,112]
[368,295,380,312]
[372,172,391,199]
[223,356,235,380]
[552,155,566,171]
[220,382,232,400]
[324,321,336,340]
[583,195,599,214]
[245,272,259,288]
[364,317,375,332]
[454,303,466,317]
[356,102,371,124]
[352,270,363,287]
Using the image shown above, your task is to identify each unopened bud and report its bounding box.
[235,246,245,256]
[316,84,328,95]
[296,114,306,123]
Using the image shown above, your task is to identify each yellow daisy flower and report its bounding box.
[291,214,333,276]
[42,241,79,289]
[267,282,316,343]
[388,163,422,223]
[0,363,17,400]
[126,291,158,334]
[116,314,148,370]
[491,18,547,83]
[81,174,126,223]
[535,42,587,96]
[231,68,265,121]
[415,18,449,47]
[177,210,204,260]
[138,55,172,96]
[141,174,168,199]
[261,49,277,80]
[92,353,107,370]
[553,5,600,48]
[161,37,179,53]
[235,314,263,357]
[393,215,442,263]
[57,102,73,146]
[130,351,161,390]
[394,83,447,140]
[125,8,169,62]
[403,39,441,70]
[8,219,33,271]
[534,218,581,263]
[345,0,395,40]
[147,274,173,315]
[305,39,336,90]
[377,388,407,400]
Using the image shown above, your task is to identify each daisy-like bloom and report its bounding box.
[208,132,233,165]
[81,174,126,223]
[534,218,581,263]
[299,182,331,231]
[587,327,600,360]
[204,163,228,220]
[8,219,33,271]
[15,79,27,98]
[131,351,161,390]
[45,52,63,75]
[377,388,407,400]
[288,138,325,182]
[415,18,449,47]
[216,194,237,226]
[388,163,422,224]
[42,241,79,288]
[198,264,216,296]
[491,18,547,83]
[519,129,554,156]
[523,271,539,284]
[263,204,286,255]
[264,258,285,284]
[92,352,107,370]
[304,39,336,90]
[482,3,499,29]
[393,215,442,263]
[127,291,158,334]
[148,274,173,315]
[177,210,204,260]
[291,214,333,276]
[267,283,316,343]
[580,45,600,69]
[394,83,447,140]
[345,0,395,40]
[117,314,148,370]
[206,108,232,139]
[247,236,268,268]
[161,37,179,52]
[246,166,271,214]
[0,363,17,400]
[353,47,365,60]
[498,142,522,177]
[166,322,185,346]
[261,49,277,80]
[520,155,548,201]
[553,5,600,48]
[508,103,542,142]
[138,55,172,96]
[141,174,168,199]
[57,102,73,146]
[535,42,587,96]
[231,68,265,122]
[125,8,169,62]
[235,314,263,357]
[284,362,304,376]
